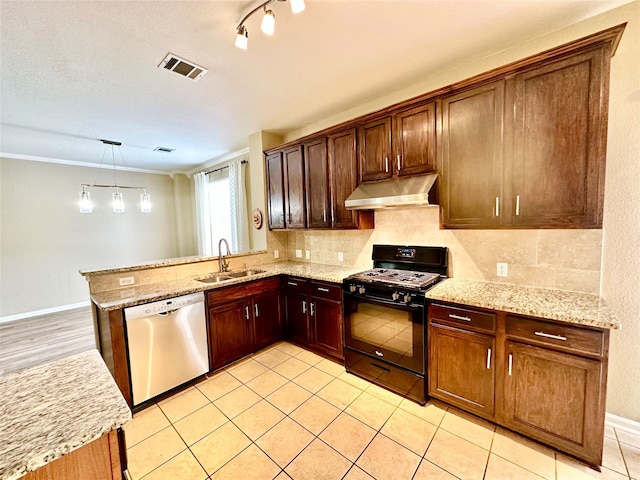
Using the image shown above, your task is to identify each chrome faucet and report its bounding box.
[218,238,231,273]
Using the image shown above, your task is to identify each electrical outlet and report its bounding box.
[338,252,344,262]
[273,249,279,259]
[497,262,509,277]
[119,276,134,286]
[305,250,310,259]
[296,249,302,258]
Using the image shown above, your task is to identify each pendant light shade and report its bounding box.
[261,9,275,35]
[140,192,152,213]
[79,190,92,213]
[290,0,305,14]
[112,191,125,213]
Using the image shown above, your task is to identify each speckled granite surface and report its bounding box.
[426,278,620,329]
[0,350,131,480]
[91,262,365,311]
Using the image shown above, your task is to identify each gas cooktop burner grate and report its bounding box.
[349,268,440,289]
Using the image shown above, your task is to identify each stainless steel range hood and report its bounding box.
[345,173,438,210]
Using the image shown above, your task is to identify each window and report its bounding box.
[207,169,231,247]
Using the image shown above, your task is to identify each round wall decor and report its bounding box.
[252,208,263,229]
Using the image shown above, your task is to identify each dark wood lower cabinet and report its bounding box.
[283,276,344,360]
[429,323,495,418]
[207,277,282,369]
[428,302,609,467]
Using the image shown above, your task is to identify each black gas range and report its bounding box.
[342,244,448,404]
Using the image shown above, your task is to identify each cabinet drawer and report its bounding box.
[207,277,280,305]
[506,315,605,358]
[310,281,342,301]
[429,303,496,333]
[283,276,309,294]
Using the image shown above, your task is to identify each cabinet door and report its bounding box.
[393,102,436,177]
[285,291,310,345]
[358,117,392,182]
[439,81,505,228]
[209,300,253,368]
[503,341,604,465]
[428,323,495,418]
[283,145,306,228]
[304,138,330,228]
[328,129,358,229]
[253,289,282,351]
[265,151,285,229]
[510,47,607,228]
[311,297,343,359]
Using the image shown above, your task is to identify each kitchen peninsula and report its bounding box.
[0,349,131,480]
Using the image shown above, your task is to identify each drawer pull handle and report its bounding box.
[375,350,384,357]
[449,314,471,322]
[302,300,307,314]
[370,363,391,373]
[508,353,513,376]
[534,331,567,341]
[317,287,330,292]
[254,304,259,317]
[244,306,250,320]
[385,157,389,173]
[487,348,491,369]
[495,197,500,217]
[397,155,402,171]
[310,302,315,316]
[287,281,298,286]
[515,195,521,216]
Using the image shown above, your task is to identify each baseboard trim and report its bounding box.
[0,301,91,324]
[606,412,640,436]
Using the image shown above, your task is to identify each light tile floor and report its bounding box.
[125,342,640,480]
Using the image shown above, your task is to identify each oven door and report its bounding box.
[343,291,424,374]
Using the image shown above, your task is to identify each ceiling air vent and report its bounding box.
[159,53,208,82]
[154,146,175,153]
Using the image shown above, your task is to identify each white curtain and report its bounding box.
[194,172,213,257]
[229,158,250,253]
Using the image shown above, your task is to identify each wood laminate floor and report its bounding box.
[0,306,95,376]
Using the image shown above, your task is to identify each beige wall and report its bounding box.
[172,173,195,256]
[281,2,640,422]
[0,157,188,316]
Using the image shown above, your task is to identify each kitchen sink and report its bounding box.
[196,269,265,283]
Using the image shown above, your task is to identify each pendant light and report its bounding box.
[234,0,305,49]
[78,139,151,214]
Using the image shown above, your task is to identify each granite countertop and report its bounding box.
[425,278,620,330]
[91,261,366,311]
[0,350,131,480]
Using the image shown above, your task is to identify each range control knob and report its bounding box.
[404,294,412,303]
[349,284,356,293]
[358,286,366,295]
[392,292,400,301]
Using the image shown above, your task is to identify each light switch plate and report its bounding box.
[497,262,509,277]
[305,250,310,259]
[273,249,279,259]
[338,252,344,262]
[296,249,302,258]
[119,276,135,286]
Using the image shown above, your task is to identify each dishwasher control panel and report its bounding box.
[125,292,204,318]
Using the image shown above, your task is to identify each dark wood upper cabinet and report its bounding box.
[283,146,306,229]
[358,117,392,182]
[510,47,607,228]
[393,102,437,177]
[439,81,506,227]
[265,151,285,230]
[304,138,330,229]
[328,129,374,230]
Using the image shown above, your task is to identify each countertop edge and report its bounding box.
[425,279,620,330]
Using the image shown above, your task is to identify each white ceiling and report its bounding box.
[0,0,631,173]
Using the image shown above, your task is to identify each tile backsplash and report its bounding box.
[284,206,602,294]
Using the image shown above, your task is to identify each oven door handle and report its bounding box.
[345,292,423,310]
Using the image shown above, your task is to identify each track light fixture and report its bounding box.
[235,0,305,50]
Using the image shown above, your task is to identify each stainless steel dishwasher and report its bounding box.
[124,292,209,406]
